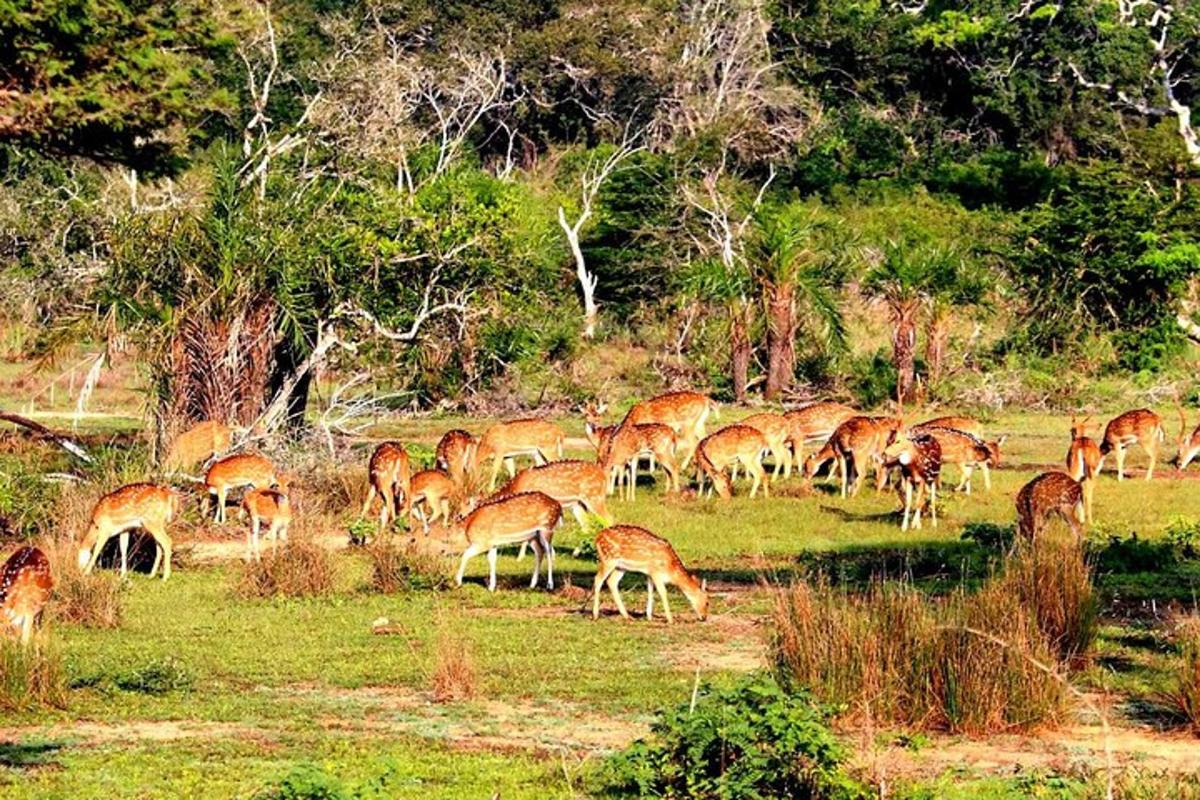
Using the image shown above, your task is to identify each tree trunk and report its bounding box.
[924,313,951,389]
[764,281,796,401]
[890,300,920,404]
[730,302,751,404]
[267,336,312,437]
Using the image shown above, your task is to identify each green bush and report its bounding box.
[111,657,194,695]
[595,673,867,800]
[847,351,896,409]
[961,521,1015,553]
[1164,517,1200,559]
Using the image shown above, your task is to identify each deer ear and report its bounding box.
[700,577,708,592]
[997,435,1007,446]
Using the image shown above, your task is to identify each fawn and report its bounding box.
[1,546,54,644]
[409,469,457,533]
[454,491,562,592]
[1067,415,1102,522]
[592,525,708,624]
[361,442,412,532]
[79,483,180,579]
[240,477,292,560]
[1016,471,1086,544]
[205,453,281,523]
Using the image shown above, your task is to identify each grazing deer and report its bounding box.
[881,430,942,530]
[436,429,476,489]
[1100,408,1164,481]
[163,420,232,473]
[783,402,857,478]
[206,453,281,523]
[240,479,292,560]
[406,469,457,533]
[738,413,793,479]
[361,442,412,532]
[454,492,562,592]
[600,423,679,500]
[1067,416,1102,522]
[1174,407,1200,472]
[1016,471,1086,544]
[914,415,983,438]
[1,546,54,645]
[583,402,617,455]
[502,460,611,529]
[623,391,715,469]
[79,483,180,580]
[694,425,769,500]
[914,426,1004,494]
[475,419,566,491]
[592,525,708,624]
[808,416,900,498]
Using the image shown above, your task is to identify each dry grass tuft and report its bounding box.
[1163,614,1200,735]
[235,538,336,599]
[41,537,124,629]
[0,637,67,711]
[999,537,1099,667]
[366,540,453,593]
[430,618,477,703]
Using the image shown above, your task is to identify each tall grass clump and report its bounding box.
[1163,614,1200,735]
[42,537,124,628]
[998,538,1099,667]
[772,577,1070,735]
[429,621,477,703]
[0,638,67,711]
[366,540,452,593]
[236,539,336,599]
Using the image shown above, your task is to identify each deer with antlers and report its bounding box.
[454,491,562,592]
[1,546,54,645]
[694,425,769,500]
[600,422,680,500]
[436,429,476,490]
[1100,408,1164,481]
[592,525,708,624]
[1067,416,1102,522]
[361,442,412,532]
[206,453,282,524]
[783,402,857,478]
[1016,471,1086,544]
[912,426,1004,494]
[78,483,180,580]
[880,429,942,530]
[240,478,292,560]
[1174,407,1200,472]
[475,419,565,491]
[408,469,458,534]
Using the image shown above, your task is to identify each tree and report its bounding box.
[923,256,988,388]
[746,201,846,400]
[0,0,226,171]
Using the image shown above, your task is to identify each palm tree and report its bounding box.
[923,256,988,388]
[680,256,756,402]
[747,202,847,401]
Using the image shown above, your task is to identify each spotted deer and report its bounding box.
[404,469,457,534]
[694,425,769,500]
[1067,416,1102,522]
[783,402,857,478]
[914,426,1004,494]
[583,402,617,455]
[163,420,232,474]
[435,429,476,490]
[738,413,793,479]
[806,416,900,498]
[1100,408,1164,481]
[1016,471,1086,544]
[623,391,715,469]
[361,442,412,532]
[1173,407,1200,472]
[592,525,708,624]
[206,453,281,523]
[914,415,983,438]
[1,546,54,644]
[501,460,612,529]
[454,491,562,592]
[79,483,180,580]
[475,419,565,490]
[880,430,942,530]
[240,478,292,560]
[600,422,679,500]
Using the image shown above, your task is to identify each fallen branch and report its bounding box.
[0,410,93,463]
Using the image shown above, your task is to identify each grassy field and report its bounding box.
[3,402,1200,798]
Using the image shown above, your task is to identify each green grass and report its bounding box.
[6,407,1200,797]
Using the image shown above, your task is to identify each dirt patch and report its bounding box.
[0,720,258,747]
[661,612,767,673]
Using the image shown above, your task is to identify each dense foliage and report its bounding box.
[2,0,1200,415]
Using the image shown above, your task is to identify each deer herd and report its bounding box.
[0,391,1191,643]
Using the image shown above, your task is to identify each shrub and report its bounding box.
[0,638,67,711]
[1088,532,1175,574]
[998,539,1099,667]
[42,538,125,628]
[1164,517,1200,559]
[961,521,1015,553]
[596,673,867,800]
[254,764,353,800]
[1163,615,1200,736]
[771,576,1071,735]
[429,620,477,703]
[365,541,452,593]
[236,539,337,599]
[111,656,194,695]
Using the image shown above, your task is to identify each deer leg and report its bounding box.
[629,460,638,501]
[730,462,739,484]
[607,569,629,618]
[542,530,555,590]
[504,456,517,478]
[747,459,761,498]
[360,484,376,518]
[20,614,32,646]
[148,522,171,580]
[456,543,483,586]
[653,576,674,624]
[930,481,938,528]
[1116,445,1126,482]
[982,463,992,491]
[838,454,849,498]
[378,484,394,532]
[117,531,130,577]
[529,535,543,589]
[902,480,913,531]
[250,517,261,561]
[957,465,972,494]
[487,547,500,592]
[593,563,615,618]
[1085,479,1095,523]
[645,577,655,619]
[913,482,926,529]
[1146,440,1157,481]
